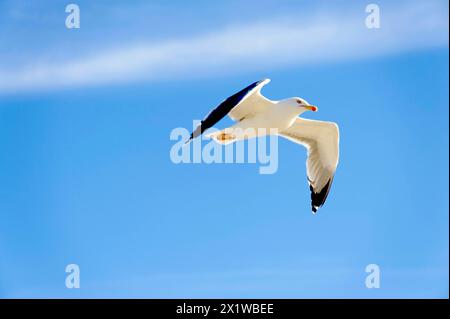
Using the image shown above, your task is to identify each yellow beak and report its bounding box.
[305,105,318,112]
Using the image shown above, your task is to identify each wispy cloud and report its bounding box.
[0,1,448,94]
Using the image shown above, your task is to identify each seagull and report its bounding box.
[187,79,339,213]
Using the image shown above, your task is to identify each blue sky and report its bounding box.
[0,0,448,298]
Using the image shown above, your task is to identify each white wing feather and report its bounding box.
[280,118,339,212]
[228,79,273,121]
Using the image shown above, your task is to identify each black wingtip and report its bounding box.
[186,80,265,141]
[309,178,334,214]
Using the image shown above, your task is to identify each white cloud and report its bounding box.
[0,1,448,94]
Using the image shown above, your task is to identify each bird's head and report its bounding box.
[292,97,318,112]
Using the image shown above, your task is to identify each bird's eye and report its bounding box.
[297,99,302,104]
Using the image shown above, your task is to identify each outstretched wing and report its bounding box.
[187,79,272,143]
[280,118,340,213]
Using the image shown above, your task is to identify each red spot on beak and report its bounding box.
[311,106,318,112]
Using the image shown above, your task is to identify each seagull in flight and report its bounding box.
[187,79,339,213]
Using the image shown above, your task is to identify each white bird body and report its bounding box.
[244,102,298,128]
[188,79,340,213]
[216,99,309,139]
